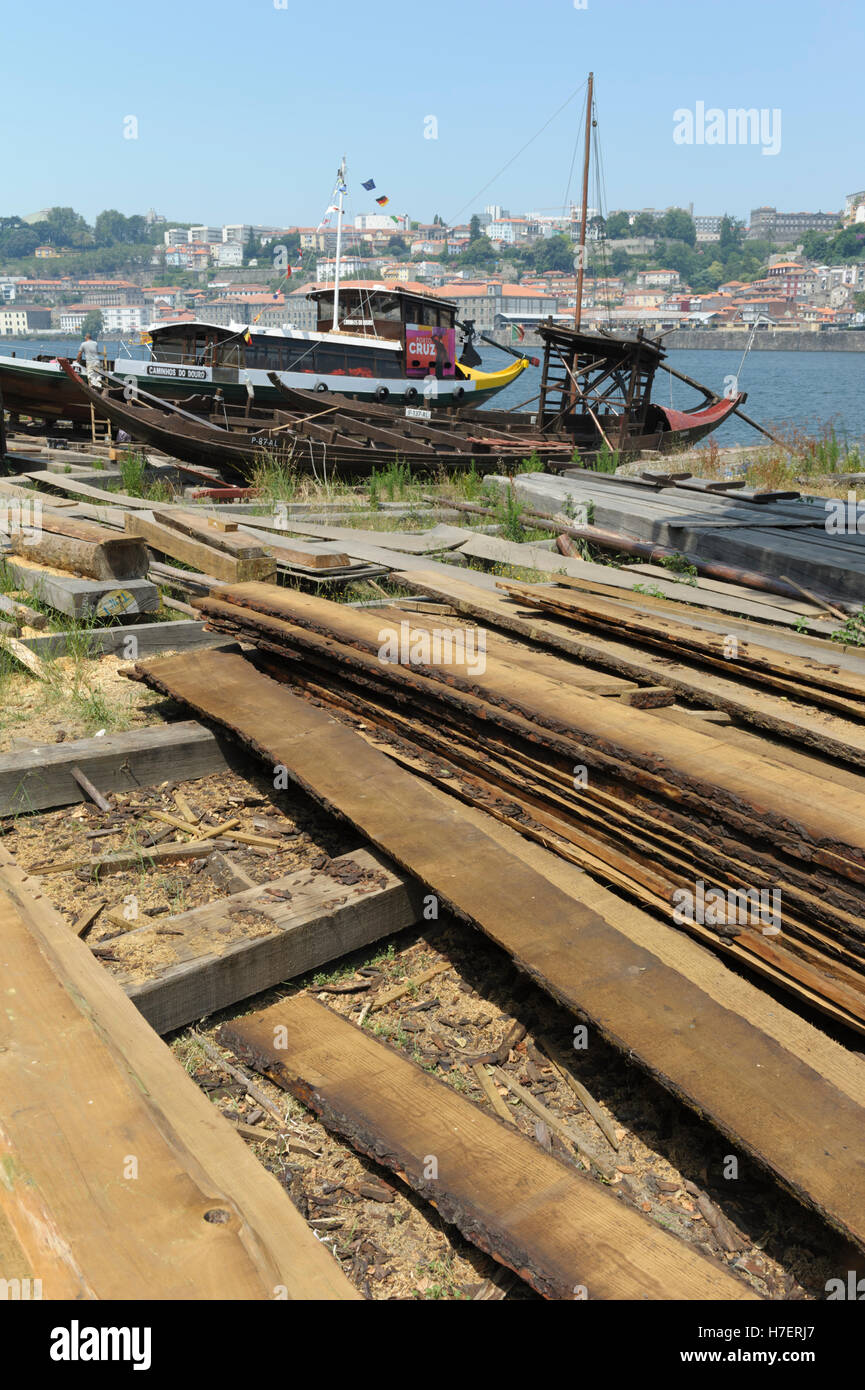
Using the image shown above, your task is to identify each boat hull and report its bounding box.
[0,351,526,428]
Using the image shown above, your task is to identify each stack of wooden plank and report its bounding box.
[493,469,865,603]
[176,582,865,1035]
[127,642,865,1258]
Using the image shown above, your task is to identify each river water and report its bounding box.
[2,337,863,448]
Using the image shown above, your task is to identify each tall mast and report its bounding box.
[332,154,347,333]
[574,72,593,330]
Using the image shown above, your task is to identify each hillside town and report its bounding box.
[1,189,864,342]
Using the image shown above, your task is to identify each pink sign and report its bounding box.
[405,325,456,378]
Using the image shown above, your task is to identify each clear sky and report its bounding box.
[3,0,857,228]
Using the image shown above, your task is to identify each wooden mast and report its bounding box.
[573,71,593,331]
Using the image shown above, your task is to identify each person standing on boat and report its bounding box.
[76,333,101,384]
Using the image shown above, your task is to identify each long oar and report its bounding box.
[656,359,786,447]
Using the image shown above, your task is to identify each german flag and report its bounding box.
[375,195,389,207]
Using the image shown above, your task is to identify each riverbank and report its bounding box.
[483,329,865,352]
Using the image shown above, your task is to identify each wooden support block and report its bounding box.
[108,848,422,1034]
[0,720,229,817]
[4,556,159,620]
[127,513,276,584]
[218,995,753,1301]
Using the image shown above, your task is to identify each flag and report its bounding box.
[362,178,376,191]
[325,204,338,214]
[390,215,400,224]
[242,328,252,344]
[375,195,389,207]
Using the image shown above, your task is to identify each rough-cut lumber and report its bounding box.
[126,513,276,584]
[21,469,156,511]
[8,511,149,580]
[0,845,356,1300]
[196,585,865,874]
[220,994,753,1301]
[394,570,865,764]
[111,848,421,1033]
[0,720,229,816]
[132,648,865,1250]
[274,520,474,555]
[3,556,159,619]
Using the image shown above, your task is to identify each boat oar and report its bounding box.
[655,360,785,447]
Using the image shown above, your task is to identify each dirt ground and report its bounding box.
[4,727,858,1302]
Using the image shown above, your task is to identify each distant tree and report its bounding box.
[831,227,865,259]
[0,217,40,258]
[456,234,497,268]
[388,235,408,256]
[534,233,575,273]
[609,247,630,276]
[80,310,104,338]
[659,208,696,247]
[719,215,744,255]
[42,206,92,247]
[631,211,657,237]
[469,214,482,241]
[604,211,631,239]
[245,228,260,262]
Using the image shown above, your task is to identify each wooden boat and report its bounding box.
[56,360,575,478]
[0,286,529,428]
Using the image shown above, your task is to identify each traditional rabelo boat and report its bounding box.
[56,314,746,478]
[0,283,529,429]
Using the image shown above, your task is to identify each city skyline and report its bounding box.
[2,0,856,228]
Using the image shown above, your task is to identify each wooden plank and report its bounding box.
[394,570,865,764]
[21,469,156,511]
[274,521,476,555]
[196,585,865,868]
[0,720,229,817]
[21,619,233,661]
[0,845,356,1301]
[132,648,865,1251]
[111,848,421,1034]
[220,994,753,1301]
[126,514,276,584]
[4,556,159,619]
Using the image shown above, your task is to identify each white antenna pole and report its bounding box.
[332,155,346,333]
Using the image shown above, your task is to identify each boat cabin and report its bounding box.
[143,282,460,382]
[309,282,459,379]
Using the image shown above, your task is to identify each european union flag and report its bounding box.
[362,178,376,191]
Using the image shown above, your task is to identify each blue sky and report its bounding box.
[3,0,856,228]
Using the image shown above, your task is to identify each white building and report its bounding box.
[189,225,222,245]
[102,305,145,333]
[0,307,28,334]
[211,241,244,267]
[694,215,723,243]
[487,217,539,244]
[0,279,17,303]
[163,227,190,247]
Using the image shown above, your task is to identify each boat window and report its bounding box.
[368,293,402,322]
